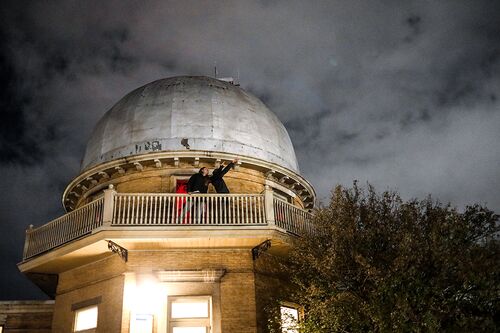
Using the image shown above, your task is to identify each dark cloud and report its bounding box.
[0,0,499,299]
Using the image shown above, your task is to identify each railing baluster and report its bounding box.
[168,196,173,225]
[208,196,212,225]
[129,195,133,225]
[215,196,219,224]
[177,195,181,225]
[258,196,262,223]
[184,195,189,225]
[162,196,166,225]
[197,196,201,225]
[256,196,261,224]
[245,196,248,223]
[144,196,149,224]
[241,196,245,224]
[253,196,257,224]
[150,195,154,224]
[153,196,158,225]
[24,193,313,261]
[233,197,238,225]
[236,196,240,224]
[187,195,191,225]
[248,196,253,224]
[228,197,234,224]
[174,195,179,224]
[116,195,122,224]
[242,196,246,224]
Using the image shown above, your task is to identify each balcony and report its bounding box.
[22,186,314,261]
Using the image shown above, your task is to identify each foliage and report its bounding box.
[281,183,499,332]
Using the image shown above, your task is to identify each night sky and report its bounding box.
[1,1,499,299]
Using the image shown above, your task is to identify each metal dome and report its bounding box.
[81,76,299,172]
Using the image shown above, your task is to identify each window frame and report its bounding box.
[167,295,212,333]
[280,302,303,333]
[73,304,99,333]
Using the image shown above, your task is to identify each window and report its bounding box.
[168,296,211,333]
[172,328,207,333]
[280,304,300,333]
[0,324,3,333]
[74,305,98,332]
[176,179,189,193]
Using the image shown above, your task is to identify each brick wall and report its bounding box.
[0,301,54,333]
[50,248,281,333]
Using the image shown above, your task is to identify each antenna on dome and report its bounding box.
[214,62,218,78]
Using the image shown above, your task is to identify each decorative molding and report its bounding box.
[63,151,317,212]
[265,179,296,198]
[107,240,128,262]
[69,191,80,198]
[98,171,110,179]
[115,166,125,174]
[265,170,275,179]
[133,162,143,171]
[76,184,88,192]
[252,239,271,260]
[156,269,226,283]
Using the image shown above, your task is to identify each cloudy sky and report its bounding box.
[1,1,499,299]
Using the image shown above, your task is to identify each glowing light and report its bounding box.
[74,306,98,331]
[124,274,164,315]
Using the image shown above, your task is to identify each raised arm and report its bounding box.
[219,162,234,177]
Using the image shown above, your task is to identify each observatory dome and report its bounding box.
[81,76,299,172]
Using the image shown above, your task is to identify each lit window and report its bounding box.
[168,296,210,333]
[280,305,299,333]
[171,300,209,318]
[0,325,4,333]
[74,305,98,332]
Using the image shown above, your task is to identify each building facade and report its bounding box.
[15,76,316,333]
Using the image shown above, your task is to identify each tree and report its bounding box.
[282,183,499,332]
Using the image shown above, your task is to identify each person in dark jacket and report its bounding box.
[210,159,238,193]
[187,167,209,193]
[210,159,237,223]
[183,167,210,223]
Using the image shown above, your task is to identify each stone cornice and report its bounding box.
[62,150,316,212]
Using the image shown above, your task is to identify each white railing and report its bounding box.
[23,198,104,259]
[274,197,315,236]
[112,193,266,225]
[22,188,314,260]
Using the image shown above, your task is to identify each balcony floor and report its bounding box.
[18,225,294,274]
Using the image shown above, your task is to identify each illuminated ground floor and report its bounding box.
[11,247,299,333]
